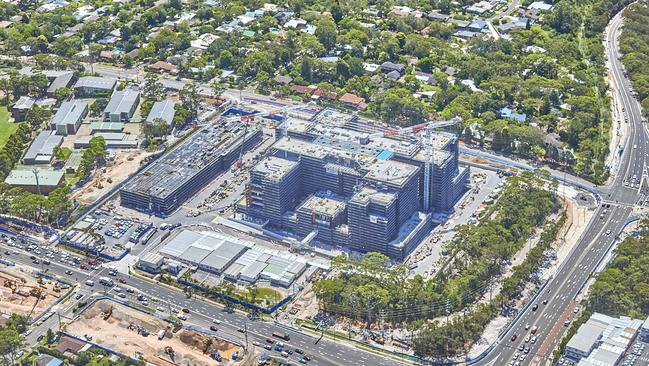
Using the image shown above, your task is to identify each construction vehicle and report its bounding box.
[164,346,175,362]
[102,305,113,321]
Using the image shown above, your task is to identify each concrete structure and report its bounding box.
[146,99,176,126]
[12,96,34,122]
[4,168,64,194]
[239,108,467,259]
[120,113,262,216]
[23,130,63,165]
[73,76,116,96]
[104,89,140,122]
[51,100,88,135]
[565,312,642,365]
[137,252,165,273]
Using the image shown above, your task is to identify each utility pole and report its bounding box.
[244,320,249,352]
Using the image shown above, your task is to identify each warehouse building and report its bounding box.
[12,96,34,122]
[120,116,262,217]
[51,100,87,135]
[74,132,139,149]
[23,130,63,165]
[240,108,467,259]
[4,168,63,194]
[565,312,642,365]
[146,99,176,126]
[73,76,116,96]
[158,229,308,287]
[104,89,140,122]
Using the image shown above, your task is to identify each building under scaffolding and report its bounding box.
[239,108,469,260]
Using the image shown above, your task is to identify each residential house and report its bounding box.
[312,88,337,101]
[499,17,530,33]
[292,85,317,96]
[413,71,436,85]
[148,60,178,74]
[380,61,406,75]
[339,93,367,110]
[499,107,527,122]
[274,75,293,85]
[427,12,451,22]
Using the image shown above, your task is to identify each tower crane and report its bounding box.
[365,117,462,212]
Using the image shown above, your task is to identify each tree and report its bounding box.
[143,73,164,100]
[0,326,26,365]
[315,16,338,51]
[179,82,200,124]
[25,105,52,131]
[53,87,72,103]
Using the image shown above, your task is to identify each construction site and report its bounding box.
[0,266,64,320]
[68,299,245,365]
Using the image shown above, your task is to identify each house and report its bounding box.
[23,130,63,165]
[52,100,88,135]
[5,168,64,194]
[528,1,553,11]
[312,88,337,101]
[499,107,527,122]
[12,96,34,122]
[36,354,64,366]
[285,18,307,29]
[465,0,497,14]
[74,76,117,96]
[467,19,488,32]
[427,12,451,22]
[380,61,405,75]
[54,335,90,356]
[413,71,436,85]
[190,33,219,49]
[415,90,437,100]
[104,89,140,122]
[148,60,178,74]
[339,93,367,110]
[363,63,380,73]
[386,70,401,80]
[146,99,176,126]
[292,85,316,95]
[454,30,481,39]
[274,75,293,85]
[499,17,530,33]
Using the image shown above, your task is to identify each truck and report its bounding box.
[272,332,290,341]
[157,329,166,340]
[99,277,114,287]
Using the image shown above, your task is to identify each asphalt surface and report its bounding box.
[476,9,647,366]
[1,242,403,366]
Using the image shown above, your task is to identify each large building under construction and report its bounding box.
[120,119,262,216]
[239,108,469,260]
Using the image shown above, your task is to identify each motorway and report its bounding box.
[477,8,648,366]
[0,241,403,366]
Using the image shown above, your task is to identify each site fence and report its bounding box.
[178,278,293,314]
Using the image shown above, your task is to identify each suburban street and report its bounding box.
[476,8,648,366]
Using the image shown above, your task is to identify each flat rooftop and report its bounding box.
[298,194,346,217]
[5,168,63,186]
[104,89,139,115]
[253,156,299,181]
[350,186,396,206]
[122,120,259,200]
[272,137,419,187]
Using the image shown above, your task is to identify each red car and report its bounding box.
[80,264,88,270]
[266,338,275,344]
[118,278,127,284]
[511,334,518,342]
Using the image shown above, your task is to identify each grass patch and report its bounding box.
[0,107,19,149]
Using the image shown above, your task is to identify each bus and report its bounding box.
[272,332,290,341]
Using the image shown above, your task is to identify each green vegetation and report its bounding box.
[619,0,649,119]
[0,314,27,365]
[314,171,559,326]
[587,219,649,319]
[76,136,107,180]
[0,107,18,149]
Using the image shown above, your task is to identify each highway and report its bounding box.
[476,8,648,366]
[0,241,403,366]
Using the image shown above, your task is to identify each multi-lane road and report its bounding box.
[0,241,404,366]
[477,8,648,366]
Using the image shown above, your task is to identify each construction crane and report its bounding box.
[365,117,462,212]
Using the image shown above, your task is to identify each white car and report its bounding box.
[212,319,221,324]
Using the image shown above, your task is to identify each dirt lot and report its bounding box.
[0,265,62,318]
[69,299,243,365]
[71,149,154,205]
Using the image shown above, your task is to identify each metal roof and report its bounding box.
[53,100,87,128]
[146,99,176,125]
[4,168,63,186]
[104,89,139,115]
[74,76,116,90]
[23,131,63,163]
[47,72,74,94]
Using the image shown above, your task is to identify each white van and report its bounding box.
[85,280,94,287]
